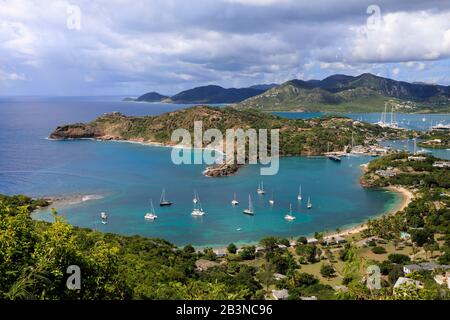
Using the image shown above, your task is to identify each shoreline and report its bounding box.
[321,185,413,240]
[194,186,414,250]
[32,185,415,250]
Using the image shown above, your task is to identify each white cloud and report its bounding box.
[0,68,28,81]
[1,0,450,94]
[347,10,450,63]
[392,67,400,76]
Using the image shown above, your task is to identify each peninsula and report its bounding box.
[49,106,411,176]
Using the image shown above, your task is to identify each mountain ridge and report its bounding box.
[236,73,450,113]
[130,84,278,104]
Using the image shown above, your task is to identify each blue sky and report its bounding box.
[1,0,450,96]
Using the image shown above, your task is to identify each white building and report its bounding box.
[272,289,289,300]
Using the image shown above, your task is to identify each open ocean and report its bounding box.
[1,96,449,246]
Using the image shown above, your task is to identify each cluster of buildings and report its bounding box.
[433,161,450,168]
[375,167,398,178]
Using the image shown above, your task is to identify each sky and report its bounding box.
[1,0,450,96]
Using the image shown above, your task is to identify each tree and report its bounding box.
[411,229,434,247]
[238,246,255,260]
[423,242,439,258]
[259,237,278,252]
[371,246,387,254]
[290,272,319,288]
[296,244,320,264]
[297,236,307,245]
[256,263,275,292]
[388,254,411,264]
[227,243,237,254]
[183,244,195,254]
[320,264,336,280]
[388,265,404,284]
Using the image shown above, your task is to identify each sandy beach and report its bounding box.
[323,185,414,239]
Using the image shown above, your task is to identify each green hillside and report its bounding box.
[236,73,450,113]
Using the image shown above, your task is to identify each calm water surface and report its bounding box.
[1,97,448,246]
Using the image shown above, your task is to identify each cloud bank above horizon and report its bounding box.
[1,0,450,95]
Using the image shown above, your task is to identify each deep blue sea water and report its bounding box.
[1,97,449,246]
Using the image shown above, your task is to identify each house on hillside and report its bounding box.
[195,259,220,272]
[433,161,450,168]
[213,249,227,258]
[434,272,450,289]
[323,235,346,246]
[403,262,450,275]
[272,289,289,300]
[307,238,319,244]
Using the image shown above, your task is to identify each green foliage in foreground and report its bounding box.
[0,196,261,300]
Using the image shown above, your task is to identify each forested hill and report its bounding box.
[235,73,450,113]
[49,106,407,156]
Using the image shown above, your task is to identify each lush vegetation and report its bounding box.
[50,106,408,158]
[418,131,450,149]
[236,73,450,113]
[0,195,337,300]
[363,152,450,188]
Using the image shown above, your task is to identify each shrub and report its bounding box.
[320,264,336,279]
[227,243,237,254]
[371,246,387,254]
[388,253,411,264]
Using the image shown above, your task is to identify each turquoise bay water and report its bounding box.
[1,97,448,246]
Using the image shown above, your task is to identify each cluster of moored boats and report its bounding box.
[99,183,313,224]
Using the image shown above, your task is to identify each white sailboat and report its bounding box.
[100,212,108,224]
[231,192,239,206]
[375,105,399,129]
[284,204,296,221]
[191,193,205,216]
[243,195,254,215]
[297,186,302,201]
[257,181,266,195]
[144,199,158,220]
[269,191,275,205]
[193,190,198,204]
[307,197,312,209]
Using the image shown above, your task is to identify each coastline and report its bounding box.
[192,186,414,251]
[30,153,415,250]
[322,185,413,240]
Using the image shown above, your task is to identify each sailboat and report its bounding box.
[191,193,205,216]
[297,186,303,201]
[257,181,266,195]
[243,195,254,215]
[269,191,275,205]
[144,199,158,220]
[159,188,172,206]
[284,203,296,221]
[100,212,108,224]
[231,192,239,206]
[327,142,341,162]
[193,190,198,204]
[307,197,312,209]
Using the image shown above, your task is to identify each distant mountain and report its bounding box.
[131,84,278,104]
[236,73,450,113]
[167,85,269,104]
[136,92,169,102]
[248,83,279,91]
